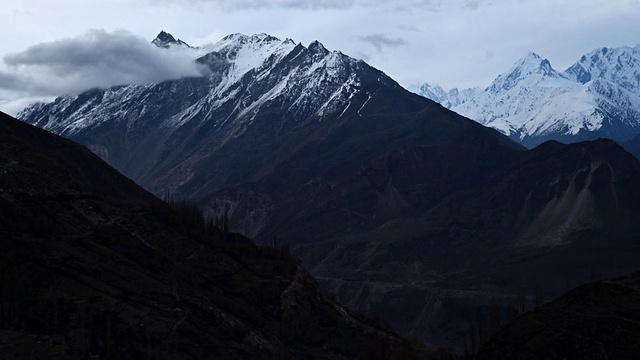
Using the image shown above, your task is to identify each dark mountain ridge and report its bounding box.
[476,271,640,360]
[0,111,416,359]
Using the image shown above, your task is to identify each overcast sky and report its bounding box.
[1,0,639,114]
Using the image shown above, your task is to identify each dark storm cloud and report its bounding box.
[358,34,407,52]
[0,29,204,97]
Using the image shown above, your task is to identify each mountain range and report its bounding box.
[416,45,640,148]
[17,31,640,351]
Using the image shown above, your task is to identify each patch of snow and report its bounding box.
[357,89,379,117]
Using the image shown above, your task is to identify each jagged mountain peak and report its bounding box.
[513,52,555,74]
[195,33,364,88]
[488,52,561,93]
[416,43,640,148]
[523,51,542,60]
[308,40,327,52]
[413,83,481,109]
[155,30,175,42]
[152,30,191,49]
[564,45,640,91]
[416,83,447,102]
[19,30,392,140]
[207,34,333,60]
[212,33,289,51]
[200,33,298,73]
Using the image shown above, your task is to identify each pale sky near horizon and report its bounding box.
[1,0,639,114]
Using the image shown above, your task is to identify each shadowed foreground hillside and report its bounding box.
[0,111,417,359]
[476,271,640,360]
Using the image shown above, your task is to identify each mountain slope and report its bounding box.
[17,33,640,351]
[19,32,522,239]
[314,138,640,348]
[476,271,640,360]
[0,110,416,359]
[416,45,640,148]
[20,33,414,196]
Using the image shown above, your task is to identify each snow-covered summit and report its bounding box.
[17,31,414,217]
[488,52,563,93]
[564,45,640,93]
[18,31,394,145]
[196,33,298,89]
[415,45,640,147]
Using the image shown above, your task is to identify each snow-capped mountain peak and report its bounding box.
[196,33,299,91]
[488,52,562,93]
[308,40,328,53]
[18,31,394,148]
[517,52,550,72]
[564,45,640,94]
[415,44,640,147]
[414,83,481,109]
[210,33,284,52]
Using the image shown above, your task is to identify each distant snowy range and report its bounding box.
[413,45,640,148]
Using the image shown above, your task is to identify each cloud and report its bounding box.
[0,29,205,98]
[0,72,21,89]
[0,96,55,117]
[154,0,475,11]
[1,0,639,110]
[153,0,357,10]
[357,34,407,52]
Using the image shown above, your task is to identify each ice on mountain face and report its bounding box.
[417,45,640,144]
